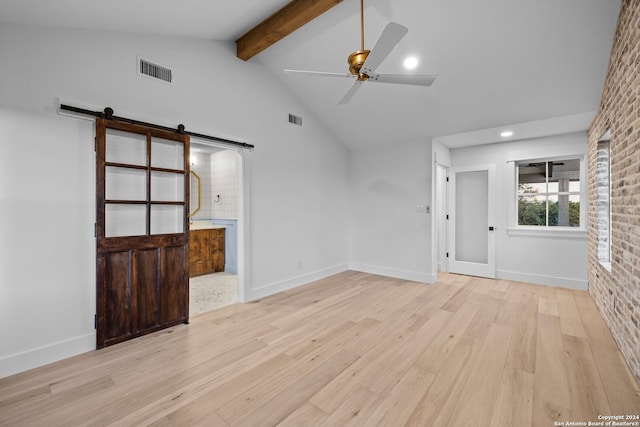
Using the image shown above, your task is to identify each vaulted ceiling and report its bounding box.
[0,0,621,149]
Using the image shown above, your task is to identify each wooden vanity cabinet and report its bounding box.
[189,228,225,276]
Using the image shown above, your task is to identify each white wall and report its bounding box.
[449,132,588,289]
[432,139,451,167]
[349,141,435,283]
[0,109,97,377]
[0,23,349,377]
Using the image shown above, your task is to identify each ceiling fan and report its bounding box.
[284,0,437,104]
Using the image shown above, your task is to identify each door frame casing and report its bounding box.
[435,162,449,273]
[448,163,496,279]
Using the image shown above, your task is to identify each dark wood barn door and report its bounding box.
[95,118,190,348]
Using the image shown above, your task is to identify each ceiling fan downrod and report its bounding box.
[360,0,365,51]
[348,0,370,78]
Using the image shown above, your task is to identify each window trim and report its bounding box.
[507,152,587,238]
[596,132,612,270]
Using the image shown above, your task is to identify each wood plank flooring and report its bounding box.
[1,271,639,426]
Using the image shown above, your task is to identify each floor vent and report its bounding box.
[138,57,173,84]
[289,113,302,126]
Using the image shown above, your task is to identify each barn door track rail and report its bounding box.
[59,104,254,151]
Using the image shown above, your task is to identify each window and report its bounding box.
[596,132,611,268]
[517,158,582,227]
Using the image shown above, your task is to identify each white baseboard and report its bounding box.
[349,263,437,284]
[247,263,350,301]
[0,333,95,379]
[496,269,587,291]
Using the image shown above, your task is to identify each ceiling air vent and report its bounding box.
[289,113,302,126]
[138,57,173,84]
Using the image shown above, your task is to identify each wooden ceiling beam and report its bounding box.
[236,0,343,61]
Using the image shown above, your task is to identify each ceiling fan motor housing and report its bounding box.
[348,50,370,75]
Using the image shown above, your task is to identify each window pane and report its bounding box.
[106,167,146,201]
[105,204,146,237]
[519,182,547,195]
[548,195,580,227]
[151,171,184,202]
[150,205,183,234]
[569,195,581,227]
[555,159,580,173]
[518,162,546,191]
[548,195,559,226]
[106,129,147,166]
[151,138,184,170]
[518,195,547,226]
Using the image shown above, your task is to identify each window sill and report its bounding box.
[506,227,587,239]
[599,261,612,272]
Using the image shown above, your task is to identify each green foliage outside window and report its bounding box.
[518,198,580,226]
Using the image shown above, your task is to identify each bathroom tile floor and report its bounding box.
[189,272,238,317]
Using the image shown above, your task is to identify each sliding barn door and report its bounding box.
[95,118,190,348]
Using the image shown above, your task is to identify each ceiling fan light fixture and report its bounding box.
[403,56,418,70]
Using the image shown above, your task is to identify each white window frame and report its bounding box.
[507,149,587,239]
[596,131,612,271]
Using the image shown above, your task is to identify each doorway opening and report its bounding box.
[435,162,449,273]
[188,141,243,316]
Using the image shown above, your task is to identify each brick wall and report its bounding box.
[587,0,640,382]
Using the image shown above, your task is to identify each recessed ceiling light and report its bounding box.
[403,56,418,70]
[500,130,514,138]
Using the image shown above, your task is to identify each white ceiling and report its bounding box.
[0,0,293,40]
[0,0,621,149]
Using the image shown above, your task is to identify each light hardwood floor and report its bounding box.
[1,272,639,426]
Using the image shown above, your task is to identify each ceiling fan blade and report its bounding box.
[360,22,408,75]
[338,82,363,105]
[284,69,356,79]
[369,73,438,86]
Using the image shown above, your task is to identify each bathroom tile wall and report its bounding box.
[211,150,238,219]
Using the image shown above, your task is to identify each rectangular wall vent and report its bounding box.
[289,113,302,126]
[138,57,173,84]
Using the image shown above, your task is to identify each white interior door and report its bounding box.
[449,164,496,278]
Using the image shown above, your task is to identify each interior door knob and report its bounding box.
[489,226,495,231]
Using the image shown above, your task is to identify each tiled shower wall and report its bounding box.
[587,0,640,382]
[190,150,238,221]
[211,150,238,219]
